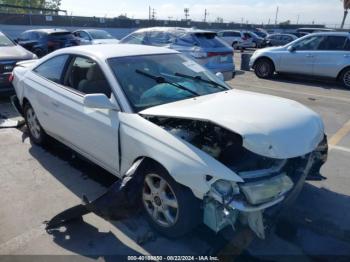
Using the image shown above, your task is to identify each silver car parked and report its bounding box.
[250,32,350,89]
[120,27,235,80]
[265,34,298,47]
[73,29,119,45]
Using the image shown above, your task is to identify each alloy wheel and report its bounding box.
[26,107,41,140]
[142,173,179,227]
[343,70,350,88]
[257,62,270,77]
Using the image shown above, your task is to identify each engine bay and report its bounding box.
[144,116,281,173]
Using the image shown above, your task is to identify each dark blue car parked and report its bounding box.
[16,28,80,57]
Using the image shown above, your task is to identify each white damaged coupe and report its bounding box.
[11,44,328,238]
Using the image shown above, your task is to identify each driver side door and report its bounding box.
[279,35,325,75]
[48,55,120,174]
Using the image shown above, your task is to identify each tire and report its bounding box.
[340,67,350,90]
[254,58,275,79]
[141,165,201,238]
[232,42,239,50]
[33,48,45,58]
[23,103,47,145]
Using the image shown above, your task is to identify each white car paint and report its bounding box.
[140,89,324,159]
[12,43,325,196]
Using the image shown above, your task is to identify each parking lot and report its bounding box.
[0,52,350,260]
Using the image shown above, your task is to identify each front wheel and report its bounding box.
[340,68,350,89]
[24,103,47,145]
[34,48,45,58]
[232,42,239,50]
[254,58,275,79]
[142,166,201,238]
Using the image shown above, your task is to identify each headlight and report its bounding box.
[240,173,293,205]
[212,180,239,198]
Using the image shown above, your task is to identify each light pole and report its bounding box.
[341,0,350,29]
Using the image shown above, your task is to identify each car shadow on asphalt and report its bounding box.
[285,183,350,245]
[271,74,345,91]
[47,218,140,259]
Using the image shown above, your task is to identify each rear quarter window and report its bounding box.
[33,55,69,84]
[194,33,226,48]
[121,32,147,44]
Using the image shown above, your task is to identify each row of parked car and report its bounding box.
[1,26,350,95]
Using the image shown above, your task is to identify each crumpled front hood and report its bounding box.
[0,45,34,60]
[140,89,324,159]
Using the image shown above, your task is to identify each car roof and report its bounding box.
[307,32,350,37]
[134,27,215,34]
[218,30,241,33]
[268,33,296,37]
[74,29,107,33]
[53,44,179,59]
[23,28,70,34]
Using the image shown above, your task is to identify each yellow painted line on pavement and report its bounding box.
[329,120,350,147]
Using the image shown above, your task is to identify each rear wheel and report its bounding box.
[142,166,201,238]
[33,48,45,58]
[232,42,239,49]
[24,103,47,145]
[254,58,275,79]
[340,68,350,90]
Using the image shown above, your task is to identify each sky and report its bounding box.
[60,0,345,26]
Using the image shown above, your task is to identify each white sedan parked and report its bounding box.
[11,44,327,238]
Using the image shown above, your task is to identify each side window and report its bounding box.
[19,32,29,41]
[33,55,69,83]
[281,35,290,41]
[30,32,41,40]
[294,36,324,51]
[344,39,350,51]
[217,32,223,37]
[244,33,251,39]
[121,33,146,44]
[318,36,347,51]
[148,31,172,45]
[174,33,195,46]
[64,56,111,97]
[80,32,90,40]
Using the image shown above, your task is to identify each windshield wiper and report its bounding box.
[174,72,228,90]
[135,69,199,96]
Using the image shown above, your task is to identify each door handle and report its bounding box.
[306,54,314,58]
[344,54,350,58]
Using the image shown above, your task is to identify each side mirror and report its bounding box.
[287,46,296,52]
[216,72,225,81]
[83,94,119,110]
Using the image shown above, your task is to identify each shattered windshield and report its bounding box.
[108,54,230,111]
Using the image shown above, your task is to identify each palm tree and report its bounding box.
[341,0,350,29]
